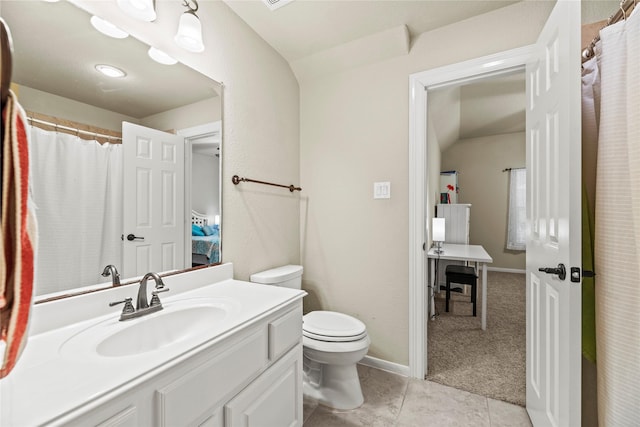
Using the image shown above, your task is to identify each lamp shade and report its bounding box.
[175,12,204,53]
[117,0,156,22]
[432,217,446,242]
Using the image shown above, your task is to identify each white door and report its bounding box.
[122,122,185,278]
[525,1,581,425]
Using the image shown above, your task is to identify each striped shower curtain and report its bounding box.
[590,9,640,425]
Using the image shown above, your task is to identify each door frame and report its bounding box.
[177,121,222,268]
[408,45,535,379]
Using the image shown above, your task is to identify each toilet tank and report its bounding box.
[250,265,303,289]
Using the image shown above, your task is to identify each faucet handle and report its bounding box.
[150,288,170,307]
[109,297,135,314]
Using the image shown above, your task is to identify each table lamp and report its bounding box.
[432,217,445,254]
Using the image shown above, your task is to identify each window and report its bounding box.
[506,168,526,251]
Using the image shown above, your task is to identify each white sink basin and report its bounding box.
[60,298,237,359]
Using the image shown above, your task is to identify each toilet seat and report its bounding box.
[303,311,367,342]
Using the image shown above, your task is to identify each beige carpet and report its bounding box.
[426,271,526,406]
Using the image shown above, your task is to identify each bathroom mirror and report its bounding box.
[1,1,223,301]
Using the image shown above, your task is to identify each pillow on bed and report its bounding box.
[192,224,205,236]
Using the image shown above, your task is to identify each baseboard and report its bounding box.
[486,267,526,274]
[359,355,410,377]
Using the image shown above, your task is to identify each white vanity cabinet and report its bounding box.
[64,302,303,427]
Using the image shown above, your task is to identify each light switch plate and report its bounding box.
[374,182,391,199]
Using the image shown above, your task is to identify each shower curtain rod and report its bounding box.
[232,174,302,192]
[26,114,122,143]
[582,0,637,61]
[502,167,525,172]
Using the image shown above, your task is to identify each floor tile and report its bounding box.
[487,398,532,427]
[302,365,529,426]
[396,380,490,427]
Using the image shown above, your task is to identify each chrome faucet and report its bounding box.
[109,272,170,321]
[101,264,121,286]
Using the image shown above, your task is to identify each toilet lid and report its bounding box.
[303,311,367,342]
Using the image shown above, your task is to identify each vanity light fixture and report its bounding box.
[117,0,157,22]
[148,47,177,65]
[90,16,129,39]
[175,0,204,53]
[95,64,127,78]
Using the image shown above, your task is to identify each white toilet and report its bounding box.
[250,265,370,410]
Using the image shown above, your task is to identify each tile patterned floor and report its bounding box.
[303,365,532,426]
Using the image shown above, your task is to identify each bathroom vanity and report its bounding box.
[0,264,305,427]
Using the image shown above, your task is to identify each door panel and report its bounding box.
[123,122,185,279]
[525,1,581,426]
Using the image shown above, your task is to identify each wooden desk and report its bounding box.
[427,243,493,330]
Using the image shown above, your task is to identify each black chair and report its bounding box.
[445,265,478,316]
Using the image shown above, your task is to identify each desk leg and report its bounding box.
[429,258,436,319]
[481,262,487,330]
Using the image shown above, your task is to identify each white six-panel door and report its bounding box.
[122,122,185,279]
[525,1,581,425]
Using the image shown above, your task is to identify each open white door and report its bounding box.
[122,122,185,278]
[525,1,581,425]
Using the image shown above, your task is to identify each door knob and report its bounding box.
[538,263,566,280]
[126,234,144,241]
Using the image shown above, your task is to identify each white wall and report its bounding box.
[71,0,301,280]
[192,152,220,218]
[300,1,554,365]
[442,132,526,271]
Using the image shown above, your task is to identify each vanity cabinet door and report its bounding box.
[156,327,268,427]
[94,406,139,427]
[63,398,151,427]
[224,345,303,427]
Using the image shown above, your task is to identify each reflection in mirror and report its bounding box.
[1,1,222,301]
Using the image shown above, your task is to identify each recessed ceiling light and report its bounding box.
[95,64,127,78]
[148,47,177,65]
[90,16,129,39]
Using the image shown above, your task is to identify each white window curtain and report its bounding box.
[29,126,123,295]
[506,168,526,251]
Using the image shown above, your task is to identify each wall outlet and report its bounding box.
[374,182,391,199]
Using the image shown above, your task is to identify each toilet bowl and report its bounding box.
[302,310,370,410]
[250,265,370,410]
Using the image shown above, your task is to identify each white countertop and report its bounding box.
[0,264,305,426]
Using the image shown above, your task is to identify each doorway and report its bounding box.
[407,45,535,380]
[426,71,528,405]
[178,121,222,267]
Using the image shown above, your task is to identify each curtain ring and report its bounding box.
[620,0,627,20]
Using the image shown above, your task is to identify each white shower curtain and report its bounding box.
[593,10,640,425]
[29,127,123,296]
